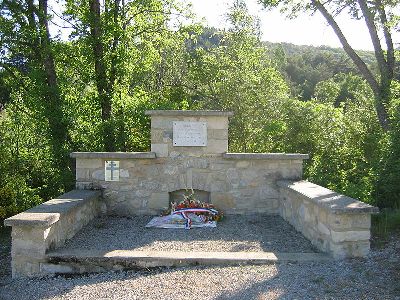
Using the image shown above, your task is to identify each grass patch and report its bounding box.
[0,225,12,279]
[371,209,400,247]
[0,225,11,254]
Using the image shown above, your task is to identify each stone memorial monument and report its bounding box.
[4,110,378,278]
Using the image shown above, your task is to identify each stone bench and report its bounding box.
[4,190,101,278]
[277,180,379,258]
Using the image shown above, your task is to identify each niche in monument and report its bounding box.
[169,189,210,204]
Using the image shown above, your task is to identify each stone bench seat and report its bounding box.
[277,180,378,258]
[4,190,101,278]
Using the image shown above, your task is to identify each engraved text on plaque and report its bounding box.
[173,121,207,146]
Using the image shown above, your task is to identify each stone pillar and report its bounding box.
[145,110,233,157]
[10,225,51,277]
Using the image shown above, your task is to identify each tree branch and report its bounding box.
[311,0,379,96]
[357,0,389,81]
[375,0,395,79]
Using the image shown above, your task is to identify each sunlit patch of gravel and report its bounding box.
[60,215,318,253]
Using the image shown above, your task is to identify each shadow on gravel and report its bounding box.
[1,259,399,300]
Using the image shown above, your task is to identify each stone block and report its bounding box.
[330,241,370,259]
[208,129,228,140]
[162,131,173,142]
[164,165,179,175]
[40,263,75,274]
[76,169,91,180]
[210,161,235,171]
[279,166,302,179]
[236,161,250,168]
[298,204,311,223]
[12,258,41,278]
[12,226,48,241]
[151,143,169,158]
[237,188,256,198]
[211,193,235,210]
[186,169,193,188]
[151,117,173,129]
[103,190,121,202]
[205,139,228,154]
[328,214,371,230]
[11,239,46,257]
[140,181,160,191]
[119,184,134,192]
[210,181,226,192]
[151,129,163,143]
[75,181,93,190]
[331,230,370,243]
[92,169,104,180]
[259,187,279,199]
[76,158,103,169]
[148,193,169,209]
[205,116,229,130]
[184,158,210,169]
[317,222,330,236]
[120,169,129,178]
[135,189,152,197]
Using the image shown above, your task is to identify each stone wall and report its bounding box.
[72,153,308,215]
[278,180,378,258]
[72,110,309,215]
[4,190,101,277]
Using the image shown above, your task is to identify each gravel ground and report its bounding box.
[60,215,318,253]
[0,234,399,300]
[0,218,399,300]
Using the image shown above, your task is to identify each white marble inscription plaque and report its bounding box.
[105,160,120,181]
[173,121,207,146]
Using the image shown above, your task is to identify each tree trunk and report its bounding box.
[36,0,70,165]
[312,0,391,131]
[89,0,115,151]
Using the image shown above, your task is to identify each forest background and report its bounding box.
[0,0,399,227]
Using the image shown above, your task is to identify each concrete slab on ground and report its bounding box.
[46,249,330,274]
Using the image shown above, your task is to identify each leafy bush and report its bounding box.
[376,82,400,208]
[0,176,42,221]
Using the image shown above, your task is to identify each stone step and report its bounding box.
[44,249,330,275]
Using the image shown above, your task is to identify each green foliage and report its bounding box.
[0,0,399,224]
[266,42,377,101]
[186,2,289,152]
[0,97,67,223]
[314,73,374,107]
[0,177,42,220]
[256,97,383,205]
[372,209,400,244]
[376,81,400,208]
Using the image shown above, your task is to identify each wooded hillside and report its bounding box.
[0,0,399,222]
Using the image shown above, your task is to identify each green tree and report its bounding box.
[260,0,399,131]
[187,1,289,151]
[64,0,187,151]
[0,0,70,167]
[314,73,373,107]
